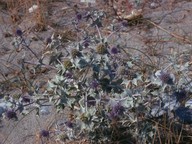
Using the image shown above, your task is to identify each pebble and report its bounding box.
[40,106,51,115]
[149,2,160,9]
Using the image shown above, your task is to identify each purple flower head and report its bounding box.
[90,80,99,89]
[108,111,117,120]
[21,95,30,103]
[109,103,125,120]
[111,47,119,55]
[40,130,49,137]
[159,73,173,84]
[65,121,73,128]
[65,72,73,79]
[155,70,174,85]
[46,37,52,44]
[175,106,192,124]
[173,90,187,103]
[83,37,90,48]
[83,41,89,48]
[107,69,116,79]
[76,13,82,20]
[122,20,128,27]
[16,29,22,36]
[87,96,96,107]
[6,110,17,120]
[113,103,125,115]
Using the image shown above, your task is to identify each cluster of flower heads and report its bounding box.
[153,68,192,124]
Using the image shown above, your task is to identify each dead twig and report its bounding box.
[146,20,192,44]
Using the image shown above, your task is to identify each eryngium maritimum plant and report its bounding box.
[47,36,141,142]
[4,8,192,144]
[46,27,192,142]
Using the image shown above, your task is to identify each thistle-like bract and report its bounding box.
[96,43,107,54]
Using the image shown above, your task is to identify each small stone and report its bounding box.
[149,2,159,9]
[40,106,50,115]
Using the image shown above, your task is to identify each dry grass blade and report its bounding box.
[147,20,192,44]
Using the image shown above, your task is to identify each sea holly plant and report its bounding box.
[46,33,145,142]
[2,8,192,144]
[43,21,192,142]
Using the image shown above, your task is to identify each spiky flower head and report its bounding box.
[46,37,52,44]
[39,130,49,137]
[65,121,73,128]
[90,80,99,89]
[58,133,68,142]
[109,103,125,120]
[117,66,127,75]
[80,113,89,123]
[159,73,173,84]
[155,70,175,85]
[122,20,128,27]
[64,72,73,79]
[71,49,81,58]
[100,78,111,92]
[76,13,82,20]
[6,110,17,120]
[12,94,20,100]
[111,46,119,54]
[21,95,30,103]
[63,59,72,69]
[127,71,137,80]
[173,90,187,103]
[83,40,89,48]
[16,29,22,36]
[82,37,90,47]
[96,43,107,54]
[4,95,10,101]
[175,106,192,124]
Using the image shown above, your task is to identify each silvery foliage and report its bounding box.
[46,9,192,142]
